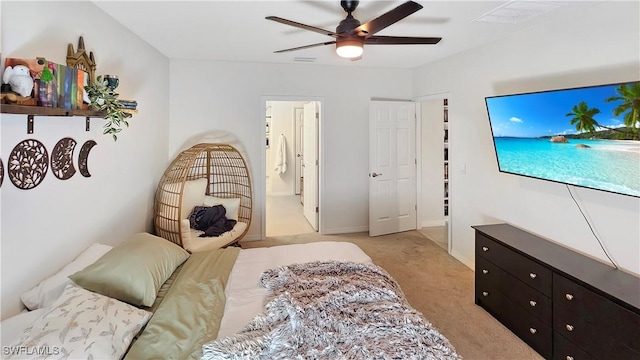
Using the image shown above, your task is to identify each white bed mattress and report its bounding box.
[217,241,372,338]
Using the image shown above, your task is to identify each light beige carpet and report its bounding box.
[240,230,544,360]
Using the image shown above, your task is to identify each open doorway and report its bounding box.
[264,99,321,237]
[417,95,450,251]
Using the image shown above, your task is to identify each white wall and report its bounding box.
[170,61,413,236]
[413,1,640,274]
[0,1,170,319]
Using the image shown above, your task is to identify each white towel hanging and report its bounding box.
[274,134,287,175]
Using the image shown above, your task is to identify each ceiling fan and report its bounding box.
[266,0,442,59]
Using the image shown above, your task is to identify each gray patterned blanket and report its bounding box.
[202,261,460,360]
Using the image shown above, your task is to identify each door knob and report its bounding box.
[297,154,302,158]
[370,172,382,177]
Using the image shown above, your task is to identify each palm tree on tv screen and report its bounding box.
[566,101,601,133]
[605,82,640,137]
[567,83,640,140]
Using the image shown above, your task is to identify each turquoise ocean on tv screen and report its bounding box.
[494,137,640,197]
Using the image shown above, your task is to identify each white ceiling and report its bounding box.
[93,0,591,69]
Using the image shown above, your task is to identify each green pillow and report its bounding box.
[69,232,190,307]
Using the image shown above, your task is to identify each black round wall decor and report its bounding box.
[8,139,49,190]
[0,158,4,188]
[51,137,77,180]
[78,140,97,177]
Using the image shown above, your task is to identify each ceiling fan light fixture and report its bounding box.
[336,38,364,58]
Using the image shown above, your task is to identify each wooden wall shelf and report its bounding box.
[1,104,105,117]
[1,104,106,133]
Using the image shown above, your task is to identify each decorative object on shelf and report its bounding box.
[84,75,132,141]
[36,58,57,107]
[67,36,96,82]
[51,137,77,180]
[2,56,89,110]
[78,140,97,177]
[2,37,136,137]
[0,158,4,188]
[0,92,30,104]
[3,57,48,105]
[118,99,138,111]
[2,64,34,98]
[8,139,49,190]
[103,75,119,90]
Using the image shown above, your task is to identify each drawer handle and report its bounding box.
[566,357,574,360]
[529,300,537,307]
[565,293,574,301]
[482,246,489,252]
[566,324,574,332]
[529,328,537,334]
[482,291,489,297]
[529,273,537,279]
[482,269,489,274]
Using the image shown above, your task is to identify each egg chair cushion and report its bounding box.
[203,196,241,221]
[161,178,208,220]
[180,218,247,253]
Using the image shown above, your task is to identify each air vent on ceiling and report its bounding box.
[474,1,564,24]
[293,57,317,63]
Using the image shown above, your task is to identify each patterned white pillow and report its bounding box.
[6,285,151,360]
[21,243,113,310]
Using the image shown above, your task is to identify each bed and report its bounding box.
[2,233,459,360]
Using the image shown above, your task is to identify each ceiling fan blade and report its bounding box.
[266,16,337,37]
[273,41,336,53]
[365,36,442,45]
[354,1,423,36]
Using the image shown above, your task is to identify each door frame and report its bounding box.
[413,92,452,254]
[260,96,325,240]
[294,106,304,196]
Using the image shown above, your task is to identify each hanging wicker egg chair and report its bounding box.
[153,143,252,252]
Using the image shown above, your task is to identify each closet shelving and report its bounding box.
[443,99,449,217]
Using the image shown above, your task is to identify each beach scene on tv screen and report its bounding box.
[486,82,640,197]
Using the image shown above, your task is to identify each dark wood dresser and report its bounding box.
[473,223,640,360]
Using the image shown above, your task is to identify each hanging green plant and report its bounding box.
[84,75,131,141]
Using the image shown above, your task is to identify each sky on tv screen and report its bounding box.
[486,83,634,138]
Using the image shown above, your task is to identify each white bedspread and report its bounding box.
[216,241,372,338]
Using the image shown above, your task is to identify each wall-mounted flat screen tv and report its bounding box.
[485,81,640,198]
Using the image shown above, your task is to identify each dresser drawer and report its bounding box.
[553,273,640,353]
[553,334,595,360]
[476,233,552,296]
[476,256,551,324]
[554,304,640,359]
[476,281,552,359]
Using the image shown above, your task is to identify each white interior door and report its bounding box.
[303,101,318,230]
[294,107,304,196]
[369,101,417,237]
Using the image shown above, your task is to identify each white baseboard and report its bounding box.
[241,234,262,241]
[420,220,447,228]
[266,191,296,197]
[450,249,474,270]
[322,225,368,235]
